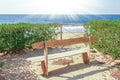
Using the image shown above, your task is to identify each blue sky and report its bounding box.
[0,0,120,14]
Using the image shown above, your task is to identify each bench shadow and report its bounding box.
[66,65,114,80]
[45,60,113,79]
[18,48,115,79]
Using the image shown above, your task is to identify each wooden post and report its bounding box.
[41,61,47,75]
[43,41,48,75]
[82,52,90,64]
[60,24,62,40]
[88,36,92,49]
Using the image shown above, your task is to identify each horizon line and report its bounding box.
[0,13,120,15]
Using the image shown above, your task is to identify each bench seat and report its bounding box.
[27,47,88,63]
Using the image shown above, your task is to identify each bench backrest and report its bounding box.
[32,36,96,49]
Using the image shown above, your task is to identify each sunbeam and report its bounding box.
[20,0,101,15]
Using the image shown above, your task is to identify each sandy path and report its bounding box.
[31,49,116,80]
[0,47,117,80]
[0,33,118,80]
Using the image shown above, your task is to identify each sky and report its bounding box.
[0,0,120,14]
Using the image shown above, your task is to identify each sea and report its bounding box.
[0,14,120,33]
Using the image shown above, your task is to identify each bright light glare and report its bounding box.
[22,0,100,14]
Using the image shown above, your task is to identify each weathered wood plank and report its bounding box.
[27,47,88,62]
[32,37,96,49]
[32,42,44,49]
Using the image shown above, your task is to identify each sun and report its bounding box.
[21,0,101,23]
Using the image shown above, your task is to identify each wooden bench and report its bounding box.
[27,36,95,76]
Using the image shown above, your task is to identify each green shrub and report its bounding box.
[85,20,120,59]
[0,23,60,54]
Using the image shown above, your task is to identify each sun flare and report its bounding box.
[22,0,100,14]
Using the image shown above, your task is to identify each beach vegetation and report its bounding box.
[0,23,60,54]
[85,20,120,59]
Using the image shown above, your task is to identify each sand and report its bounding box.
[0,33,119,80]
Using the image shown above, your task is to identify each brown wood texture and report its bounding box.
[41,61,46,75]
[32,37,96,49]
[43,42,48,75]
[82,52,90,64]
[32,41,44,49]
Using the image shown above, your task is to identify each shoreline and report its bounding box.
[57,25,85,33]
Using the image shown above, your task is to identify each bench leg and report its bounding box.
[82,52,90,64]
[41,61,48,76]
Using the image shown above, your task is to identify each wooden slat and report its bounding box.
[32,41,44,49]
[27,47,88,62]
[32,37,96,49]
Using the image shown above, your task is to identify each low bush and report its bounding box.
[0,23,60,54]
[85,20,120,59]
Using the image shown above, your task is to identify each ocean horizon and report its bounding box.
[0,14,120,24]
[0,14,120,33]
